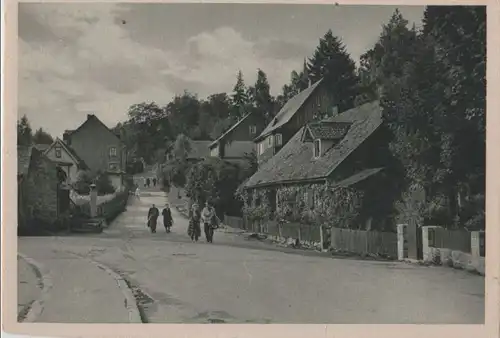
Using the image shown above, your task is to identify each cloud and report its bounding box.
[161,27,303,97]
[18,3,175,136]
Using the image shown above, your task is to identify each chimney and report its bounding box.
[308,78,312,88]
[87,114,93,120]
[63,131,71,145]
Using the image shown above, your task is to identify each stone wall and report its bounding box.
[420,226,485,275]
[24,150,59,225]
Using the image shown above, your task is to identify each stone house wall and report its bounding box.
[24,149,59,225]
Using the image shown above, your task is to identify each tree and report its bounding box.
[163,134,192,198]
[33,128,54,145]
[17,115,32,146]
[252,69,275,124]
[308,30,360,113]
[380,6,486,228]
[95,172,116,195]
[231,70,249,120]
[125,102,170,164]
[185,157,242,217]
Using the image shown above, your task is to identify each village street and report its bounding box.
[18,184,485,324]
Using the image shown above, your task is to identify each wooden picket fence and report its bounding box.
[330,228,398,258]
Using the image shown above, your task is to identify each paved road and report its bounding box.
[18,186,485,324]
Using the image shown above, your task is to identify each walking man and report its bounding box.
[162,203,173,233]
[153,178,157,187]
[135,186,141,199]
[201,202,216,243]
[146,178,151,188]
[188,203,201,242]
[147,204,159,233]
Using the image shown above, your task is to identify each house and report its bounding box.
[18,146,70,231]
[208,112,265,161]
[165,140,212,164]
[63,114,127,190]
[243,101,395,231]
[253,79,336,165]
[43,138,89,184]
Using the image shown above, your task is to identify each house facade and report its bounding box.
[254,79,335,166]
[18,146,70,231]
[243,101,396,232]
[43,138,89,184]
[63,114,127,190]
[209,112,265,161]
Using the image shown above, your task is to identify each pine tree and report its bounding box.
[253,69,274,124]
[17,115,33,146]
[231,70,249,120]
[308,30,359,113]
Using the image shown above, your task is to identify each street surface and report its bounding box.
[18,184,485,324]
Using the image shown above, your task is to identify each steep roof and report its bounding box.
[45,138,89,170]
[244,101,383,188]
[18,146,33,175]
[187,140,212,159]
[305,121,351,140]
[66,114,121,143]
[209,113,252,148]
[255,79,323,141]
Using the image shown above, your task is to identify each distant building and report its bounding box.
[209,112,265,162]
[43,138,89,184]
[63,114,127,190]
[165,140,212,164]
[253,79,336,166]
[18,146,70,231]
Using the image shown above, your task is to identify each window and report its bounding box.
[314,139,321,158]
[268,136,272,146]
[109,146,117,158]
[108,162,118,171]
[249,125,257,135]
[275,133,283,147]
[55,147,62,158]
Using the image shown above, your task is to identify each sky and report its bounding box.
[18,3,425,137]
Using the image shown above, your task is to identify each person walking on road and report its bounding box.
[146,178,151,188]
[188,203,201,242]
[153,178,157,187]
[201,202,217,243]
[162,203,173,233]
[135,186,141,199]
[147,204,159,233]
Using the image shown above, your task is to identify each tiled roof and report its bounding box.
[306,121,351,140]
[18,145,33,175]
[188,140,211,159]
[255,79,323,141]
[209,113,252,148]
[244,101,383,188]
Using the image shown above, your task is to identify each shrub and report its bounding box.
[73,170,93,194]
[95,172,116,195]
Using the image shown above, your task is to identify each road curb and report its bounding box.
[68,252,143,323]
[17,253,53,323]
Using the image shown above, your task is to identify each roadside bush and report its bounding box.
[95,172,116,195]
[73,170,93,194]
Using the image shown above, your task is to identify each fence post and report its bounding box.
[319,225,324,251]
[89,184,97,218]
[397,224,407,260]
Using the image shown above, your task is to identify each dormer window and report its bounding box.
[314,139,321,158]
[55,146,62,158]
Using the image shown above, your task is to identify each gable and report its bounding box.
[44,138,89,169]
[244,101,383,188]
[256,79,323,141]
[70,115,121,144]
